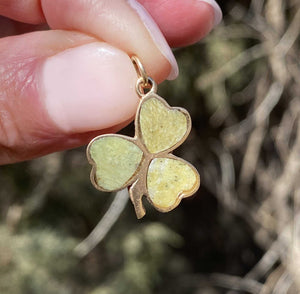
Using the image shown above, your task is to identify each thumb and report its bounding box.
[0,31,168,164]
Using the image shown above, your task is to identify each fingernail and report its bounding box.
[41,42,139,133]
[127,0,178,80]
[199,0,222,26]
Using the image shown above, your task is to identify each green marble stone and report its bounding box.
[139,97,188,153]
[89,137,143,191]
[147,158,198,210]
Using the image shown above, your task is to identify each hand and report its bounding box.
[0,0,222,164]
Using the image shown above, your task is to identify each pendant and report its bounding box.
[87,56,200,219]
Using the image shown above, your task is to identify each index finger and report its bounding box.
[0,0,222,81]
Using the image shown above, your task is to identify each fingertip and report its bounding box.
[200,0,223,27]
[138,0,222,47]
[41,42,139,133]
[0,0,45,24]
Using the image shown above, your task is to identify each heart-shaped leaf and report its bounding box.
[146,157,200,212]
[138,96,190,154]
[88,135,143,191]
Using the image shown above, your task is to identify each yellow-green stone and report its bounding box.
[139,97,188,153]
[147,158,197,209]
[89,137,143,191]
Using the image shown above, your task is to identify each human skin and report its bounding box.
[0,0,222,164]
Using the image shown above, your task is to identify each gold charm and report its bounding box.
[87,56,200,219]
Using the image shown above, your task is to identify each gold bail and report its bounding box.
[131,55,157,97]
[131,55,148,86]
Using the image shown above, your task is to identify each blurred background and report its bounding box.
[0,0,300,293]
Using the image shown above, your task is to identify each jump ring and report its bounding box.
[131,55,149,86]
[136,76,157,97]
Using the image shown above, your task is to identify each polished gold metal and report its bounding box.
[131,55,157,97]
[136,76,157,98]
[131,55,149,86]
[87,56,200,219]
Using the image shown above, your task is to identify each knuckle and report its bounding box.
[0,57,37,150]
[0,97,24,149]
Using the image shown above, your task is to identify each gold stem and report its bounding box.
[129,179,145,219]
[129,156,151,219]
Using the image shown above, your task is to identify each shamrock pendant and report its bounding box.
[87,56,200,219]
